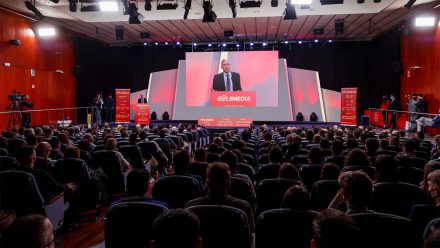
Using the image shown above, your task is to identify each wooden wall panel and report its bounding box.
[0,9,76,130]
[400,8,440,115]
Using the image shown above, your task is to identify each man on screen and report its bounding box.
[138,94,147,104]
[212,59,242,91]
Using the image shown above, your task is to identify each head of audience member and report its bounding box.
[338,171,373,212]
[231,149,245,163]
[64,146,80,159]
[48,136,61,150]
[207,143,220,154]
[403,139,416,155]
[308,147,323,164]
[194,148,207,162]
[0,214,54,248]
[83,133,95,145]
[126,169,150,197]
[25,134,38,148]
[268,146,283,164]
[0,136,7,149]
[77,139,93,152]
[231,140,245,151]
[35,142,50,158]
[105,138,117,151]
[278,163,300,181]
[129,133,138,145]
[345,149,372,167]
[379,138,389,151]
[43,127,53,140]
[421,160,440,196]
[427,170,440,206]
[319,163,341,181]
[173,150,191,175]
[7,138,27,155]
[313,134,322,144]
[345,139,359,151]
[15,146,36,169]
[58,133,69,145]
[375,155,398,183]
[281,185,310,211]
[220,150,239,173]
[152,209,202,248]
[213,137,223,148]
[330,139,344,156]
[425,230,440,248]
[319,139,331,150]
[241,130,250,143]
[365,138,379,155]
[311,208,361,248]
[205,162,231,196]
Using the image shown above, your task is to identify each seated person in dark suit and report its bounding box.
[329,171,374,214]
[409,169,440,236]
[212,59,242,91]
[152,209,202,248]
[220,150,252,183]
[170,150,204,192]
[185,162,255,231]
[112,169,168,208]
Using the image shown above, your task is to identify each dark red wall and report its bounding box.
[400,8,440,115]
[0,9,76,130]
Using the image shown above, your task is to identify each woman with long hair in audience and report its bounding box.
[344,149,373,167]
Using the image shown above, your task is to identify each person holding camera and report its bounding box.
[21,95,34,128]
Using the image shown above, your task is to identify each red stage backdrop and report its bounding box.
[341,88,358,126]
[115,89,130,123]
[135,104,150,125]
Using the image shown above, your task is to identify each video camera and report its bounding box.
[8,90,26,102]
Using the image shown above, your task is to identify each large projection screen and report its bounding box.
[173,59,293,121]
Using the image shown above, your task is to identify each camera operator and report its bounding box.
[21,95,34,128]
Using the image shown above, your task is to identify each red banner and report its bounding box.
[115,89,130,123]
[211,91,256,107]
[198,118,253,128]
[341,88,357,126]
[135,104,150,125]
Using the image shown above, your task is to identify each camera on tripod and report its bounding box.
[7,90,26,102]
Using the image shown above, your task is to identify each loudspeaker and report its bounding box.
[313,28,324,35]
[140,32,150,39]
[9,39,21,46]
[335,19,344,35]
[224,30,234,37]
[392,61,402,74]
[115,26,124,40]
[73,65,81,76]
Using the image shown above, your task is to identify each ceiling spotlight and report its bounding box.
[202,0,217,23]
[357,0,365,3]
[157,0,178,10]
[239,0,262,8]
[48,0,59,3]
[271,0,278,7]
[222,43,227,47]
[283,1,297,20]
[236,44,240,47]
[284,41,288,44]
[208,43,212,47]
[25,0,45,19]
[298,40,302,44]
[145,0,152,11]
[176,41,181,45]
[314,39,318,42]
[128,2,144,24]
[193,43,197,46]
[262,42,267,46]
[155,42,158,45]
[373,0,381,3]
[250,42,254,46]
[38,27,56,37]
[415,17,435,27]
[328,39,332,42]
[143,42,147,46]
[289,0,312,4]
[229,0,237,18]
[183,0,191,19]
[404,0,416,9]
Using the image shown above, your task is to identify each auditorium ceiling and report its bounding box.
[1,0,439,45]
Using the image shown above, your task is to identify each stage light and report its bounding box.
[271,0,278,7]
[38,27,55,37]
[283,1,297,20]
[208,43,212,47]
[236,44,240,47]
[165,42,169,45]
[145,0,152,10]
[157,0,178,10]
[202,0,216,22]
[25,0,45,19]
[404,0,416,9]
[328,39,332,42]
[284,41,288,44]
[143,42,147,46]
[298,40,302,44]
[99,1,118,11]
[415,17,435,27]
[176,41,181,45]
[289,0,312,4]
[69,0,77,12]
[193,43,197,46]
[154,42,158,45]
[262,42,267,46]
[314,39,318,42]
[49,0,59,3]
[183,0,191,19]
[229,0,237,18]
[239,0,262,8]
[250,42,254,46]
[128,2,144,24]
[222,43,227,47]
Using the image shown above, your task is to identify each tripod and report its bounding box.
[7,101,22,131]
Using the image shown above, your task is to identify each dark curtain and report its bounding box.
[75,29,401,121]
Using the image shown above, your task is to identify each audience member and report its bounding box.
[185,162,255,231]
[319,162,341,181]
[278,163,300,181]
[151,209,202,248]
[281,185,310,210]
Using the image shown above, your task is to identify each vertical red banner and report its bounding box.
[135,104,150,125]
[115,89,131,123]
[340,87,358,126]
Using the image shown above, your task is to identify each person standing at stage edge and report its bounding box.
[380,94,390,128]
[104,94,115,123]
[91,94,103,125]
[388,94,399,130]
[21,95,34,128]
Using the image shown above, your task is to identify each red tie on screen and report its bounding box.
[226,74,232,91]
